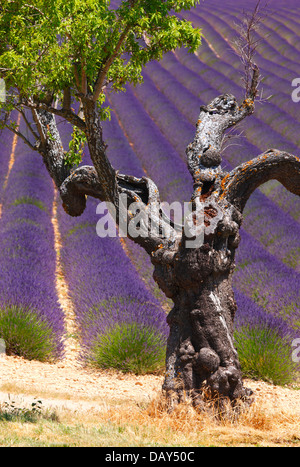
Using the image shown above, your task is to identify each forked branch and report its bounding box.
[186,87,259,194]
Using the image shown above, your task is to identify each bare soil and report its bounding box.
[0,354,299,416]
[0,355,163,411]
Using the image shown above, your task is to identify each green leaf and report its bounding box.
[64,127,87,167]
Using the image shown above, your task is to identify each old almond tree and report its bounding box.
[1,0,300,407]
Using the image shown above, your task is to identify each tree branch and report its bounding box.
[33,109,71,187]
[59,165,104,216]
[62,87,71,110]
[4,124,38,152]
[15,106,40,141]
[221,149,300,212]
[26,100,86,131]
[92,24,131,102]
[248,64,260,101]
[233,0,267,99]
[73,64,81,92]
[59,165,177,254]
[30,107,47,145]
[186,92,257,194]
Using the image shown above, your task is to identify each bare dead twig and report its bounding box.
[233,0,270,100]
[221,128,246,155]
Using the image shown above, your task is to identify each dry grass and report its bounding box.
[0,397,300,447]
[2,385,299,447]
[1,356,299,447]
[110,392,300,447]
[0,362,299,447]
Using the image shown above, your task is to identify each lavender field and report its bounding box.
[0,0,299,383]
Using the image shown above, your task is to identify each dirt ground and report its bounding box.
[0,355,164,412]
[0,354,300,417]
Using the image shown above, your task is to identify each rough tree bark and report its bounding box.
[13,64,300,409]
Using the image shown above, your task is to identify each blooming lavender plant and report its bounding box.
[234,289,299,385]
[58,195,168,370]
[235,229,300,328]
[56,116,169,370]
[0,138,64,359]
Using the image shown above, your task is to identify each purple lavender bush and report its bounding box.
[0,138,64,360]
[58,196,168,373]
[234,290,299,385]
[57,120,169,372]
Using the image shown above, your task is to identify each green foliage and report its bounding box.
[0,304,57,362]
[0,0,202,166]
[90,322,166,374]
[11,196,46,211]
[64,127,87,167]
[0,398,59,423]
[0,0,202,101]
[234,325,298,386]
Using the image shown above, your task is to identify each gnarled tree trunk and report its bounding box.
[152,216,246,406]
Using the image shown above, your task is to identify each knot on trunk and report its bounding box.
[193,347,220,378]
[202,94,239,115]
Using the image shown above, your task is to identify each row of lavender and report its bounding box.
[0,125,65,360]
[188,6,300,138]
[56,117,169,372]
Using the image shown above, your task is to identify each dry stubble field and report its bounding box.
[0,354,300,447]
